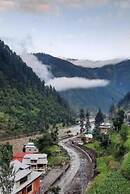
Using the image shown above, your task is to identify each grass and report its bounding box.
[110,132,122,145]
[45,145,70,167]
[124,125,130,150]
[88,171,130,194]
[85,126,130,194]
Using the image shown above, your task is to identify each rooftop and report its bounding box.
[12,170,42,194]
[23,153,47,160]
[11,160,29,173]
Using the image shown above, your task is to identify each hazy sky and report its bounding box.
[0,0,130,60]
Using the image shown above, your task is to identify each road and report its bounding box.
[56,138,81,194]
[44,125,94,194]
[53,136,94,194]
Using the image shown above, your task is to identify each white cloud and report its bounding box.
[1,0,129,13]
[68,58,125,68]
[46,77,109,91]
[21,53,53,82]
[115,0,130,9]
[21,53,109,91]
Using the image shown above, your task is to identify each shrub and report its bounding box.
[121,152,130,179]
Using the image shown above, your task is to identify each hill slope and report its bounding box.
[35,53,130,112]
[0,41,72,138]
[118,92,130,110]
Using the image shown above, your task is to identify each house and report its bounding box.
[13,152,31,162]
[99,122,111,134]
[81,134,93,143]
[125,112,130,125]
[23,142,39,153]
[22,153,48,174]
[11,160,42,194]
[12,169,42,194]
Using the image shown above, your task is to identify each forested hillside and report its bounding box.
[0,40,73,139]
[118,92,130,110]
[35,53,130,112]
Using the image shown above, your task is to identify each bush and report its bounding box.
[88,172,130,194]
[121,152,130,179]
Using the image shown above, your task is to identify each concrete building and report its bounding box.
[22,153,48,174]
[99,122,111,134]
[13,152,30,162]
[9,160,42,194]
[23,142,39,153]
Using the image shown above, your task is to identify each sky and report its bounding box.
[0,0,130,60]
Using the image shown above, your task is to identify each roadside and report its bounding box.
[0,125,79,154]
[85,124,130,194]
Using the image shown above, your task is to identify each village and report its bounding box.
[1,108,123,194]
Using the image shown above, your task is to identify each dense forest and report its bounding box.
[118,92,130,110]
[0,40,73,139]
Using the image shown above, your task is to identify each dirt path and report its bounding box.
[0,134,41,153]
[0,125,79,154]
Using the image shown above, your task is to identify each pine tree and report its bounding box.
[0,144,15,194]
[113,109,125,131]
[85,110,91,133]
[79,109,85,132]
[95,108,104,128]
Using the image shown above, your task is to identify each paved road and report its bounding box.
[56,138,81,194]
[53,137,94,194]
[45,125,94,194]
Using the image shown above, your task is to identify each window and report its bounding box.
[20,176,27,185]
[27,184,32,193]
[31,160,37,163]
[38,164,43,168]
[32,165,36,169]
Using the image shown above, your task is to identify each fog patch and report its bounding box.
[21,53,53,82]
[46,77,109,91]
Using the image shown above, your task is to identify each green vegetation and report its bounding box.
[0,40,74,138]
[47,145,69,167]
[49,186,61,194]
[35,132,69,167]
[95,109,104,128]
[86,123,130,194]
[0,144,14,194]
[121,152,130,179]
[88,172,130,194]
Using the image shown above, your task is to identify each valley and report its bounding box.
[0,1,130,194]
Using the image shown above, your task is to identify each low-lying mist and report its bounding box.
[21,53,109,92]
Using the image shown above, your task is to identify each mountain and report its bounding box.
[35,53,130,112]
[0,40,73,139]
[67,58,125,68]
[118,92,130,110]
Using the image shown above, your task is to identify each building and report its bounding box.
[13,152,30,162]
[99,122,111,134]
[22,153,48,174]
[11,160,42,194]
[81,133,93,143]
[125,112,130,125]
[12,169,42,194]
[23,142,39,153]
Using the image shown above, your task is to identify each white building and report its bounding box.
[22,153,48,174]
[99,122,111,134]
[23,142,39,153]
[0,160,42,194]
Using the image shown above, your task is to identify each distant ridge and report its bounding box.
[35,53,130,112]
[67,58,127,68]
